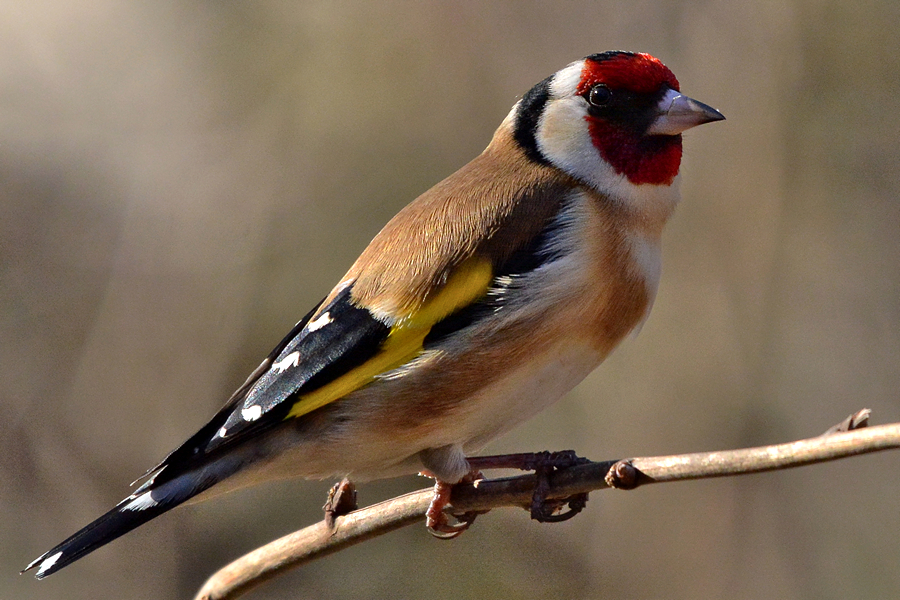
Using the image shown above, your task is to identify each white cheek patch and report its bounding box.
[537,95,616,186]
[272,351,300,373]
[549,60,585,97]
[539,60,603,184]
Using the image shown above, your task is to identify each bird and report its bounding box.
[24,50,724,579]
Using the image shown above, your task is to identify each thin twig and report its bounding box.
[195,412,899,600]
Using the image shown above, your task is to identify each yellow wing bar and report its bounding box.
[285,257,494,420]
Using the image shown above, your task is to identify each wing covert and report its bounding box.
[143,257,494,486]
[208,257,494,447]
[209,285,391,449]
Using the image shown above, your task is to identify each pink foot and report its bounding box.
[421,470,483,539]
[322,478,358,528]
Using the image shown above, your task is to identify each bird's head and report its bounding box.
[511,51,724,199]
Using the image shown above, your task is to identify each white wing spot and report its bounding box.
[272,351,300,373]
[241,405,262,422]
[122,491,158,512]
[306,311,333,332]
[217,426,228,438]
[37,551,63,577]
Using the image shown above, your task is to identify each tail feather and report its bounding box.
[23,467,222,579]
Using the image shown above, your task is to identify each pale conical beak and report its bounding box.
[646,87,725,135]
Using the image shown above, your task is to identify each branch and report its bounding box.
[195,410,897,600]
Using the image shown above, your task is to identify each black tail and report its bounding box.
[22,464,226,579]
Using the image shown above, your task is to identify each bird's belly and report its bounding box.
[330,337,606,480]
[237,339,604,487]
[453,339,604,453]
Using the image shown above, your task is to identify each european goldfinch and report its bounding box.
[25,51,723,578]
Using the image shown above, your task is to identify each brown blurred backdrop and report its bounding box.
[3,1,899,599]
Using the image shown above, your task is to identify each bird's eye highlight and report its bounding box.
[588,85,611,107]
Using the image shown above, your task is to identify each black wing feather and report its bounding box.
[131,301,323,484]
[148,285,389,485]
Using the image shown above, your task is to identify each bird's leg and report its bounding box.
[420,470,485,540]
[467,450,590,522]
[322,478,358,529]
[421,450,589,539]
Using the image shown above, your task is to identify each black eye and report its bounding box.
[588,85,611,107]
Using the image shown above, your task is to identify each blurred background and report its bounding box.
[3,1,899,599]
